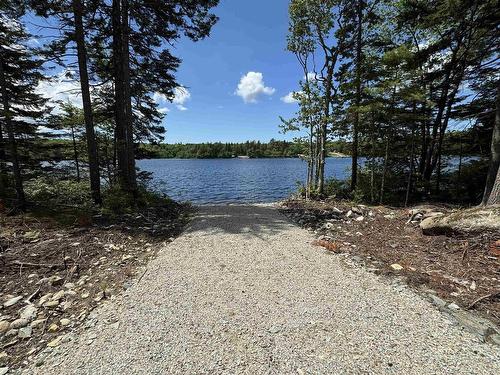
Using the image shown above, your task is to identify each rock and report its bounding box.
[81,292,90,299]
[9,318,29,329]
[37,293,52,306]
[47,336,63,347]
[64,283,75,289]
[355,216,364,222]
[390,263,404,271]
[52,290,65,301]
[0,321,10,334]
[469,281,477,290]
[49,275,64,287]
[420,206,500,235]
[5,329,17,337]
[18,326,32,339]
[268,326,281,334]
[48,323,59,333]
[43,300,60,308]
[346,210,353,218]
[19,305,38,321]
[60,319,71,327]
[351,206,363,215]
[0,367,8,375]
[23,230,40,241]
[448,303,460,311]
[30,319,46,328]
[3,296,22,308]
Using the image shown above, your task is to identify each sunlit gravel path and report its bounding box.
[28,205,499,374]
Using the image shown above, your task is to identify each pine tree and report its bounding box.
[0,13,47,209]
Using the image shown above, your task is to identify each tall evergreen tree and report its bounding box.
[0,13,47,208]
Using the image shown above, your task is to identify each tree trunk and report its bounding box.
[121,0,137,195]
[379,136,389,205]
[405,126,416,207]
[0,122,6,195]
[70,125,80,181]
[72,0,101,204]
[482,81,500,205]
[112,0,129,191]
[351,0,363,192]
[0,56,26,208]
[318,64,334,195]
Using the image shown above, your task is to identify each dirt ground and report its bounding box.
[280,199,500,325]
[0,204,191,370]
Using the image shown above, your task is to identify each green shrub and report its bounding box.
[24,177,92,207]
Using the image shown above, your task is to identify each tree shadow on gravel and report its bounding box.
[186,205,294,240]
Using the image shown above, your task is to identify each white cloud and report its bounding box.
[304,72,318,82]
[281,91,301,104]
[153,86,191,111]
[235,71,275,103]
[36,70,83,113]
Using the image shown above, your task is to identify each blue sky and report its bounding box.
[26,0,301,144]
[159,0,301,143]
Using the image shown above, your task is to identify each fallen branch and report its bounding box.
[468,291,500,310]
[9,260,73,268]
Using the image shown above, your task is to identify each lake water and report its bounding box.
[136,157,355,204]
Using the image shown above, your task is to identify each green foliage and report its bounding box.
[24,177,92,208]
[323,177,351,199]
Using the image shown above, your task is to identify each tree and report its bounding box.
[48,101,85,181]
[482,82,500,205]
[107,0,219,195]
[286,0,348,195]
[31,0,102,204]
[0,13,47,209]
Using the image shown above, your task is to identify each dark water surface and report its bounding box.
[136,157,356,204]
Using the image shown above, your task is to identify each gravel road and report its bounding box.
[28,205,499,374]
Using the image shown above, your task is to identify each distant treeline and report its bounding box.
[135,129,488,159]
[137,139,350,159]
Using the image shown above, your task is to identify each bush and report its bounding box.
[24,177,92,208]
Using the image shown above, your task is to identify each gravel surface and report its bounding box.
[27,205,499,374]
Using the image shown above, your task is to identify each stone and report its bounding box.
[19,305,38,321]
[390,263,404,271]
[60,319,71,327]
[81,292,90,299]
[428,294,447,308]
[48,323,59,333]
[5,329,17,337]
[448,303,460,311]
[9,318,29,329]
[0,367,8,375]
[346,210,353,218]
[64,283,76,289]
[351,206,363,215]
[47,336,63,347]
[30,319,46,328]
[43,300,60,308]
[355,216,364,222]
[18,326,32,339]
[470,281,477,290]
[49,275,64,287]
[0,321,10,334]
[37,293,52,306]
[52,290,65,301]
[0,352,7,363]
[3,296,22,308]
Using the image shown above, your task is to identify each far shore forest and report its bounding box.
[0,0,499,213]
